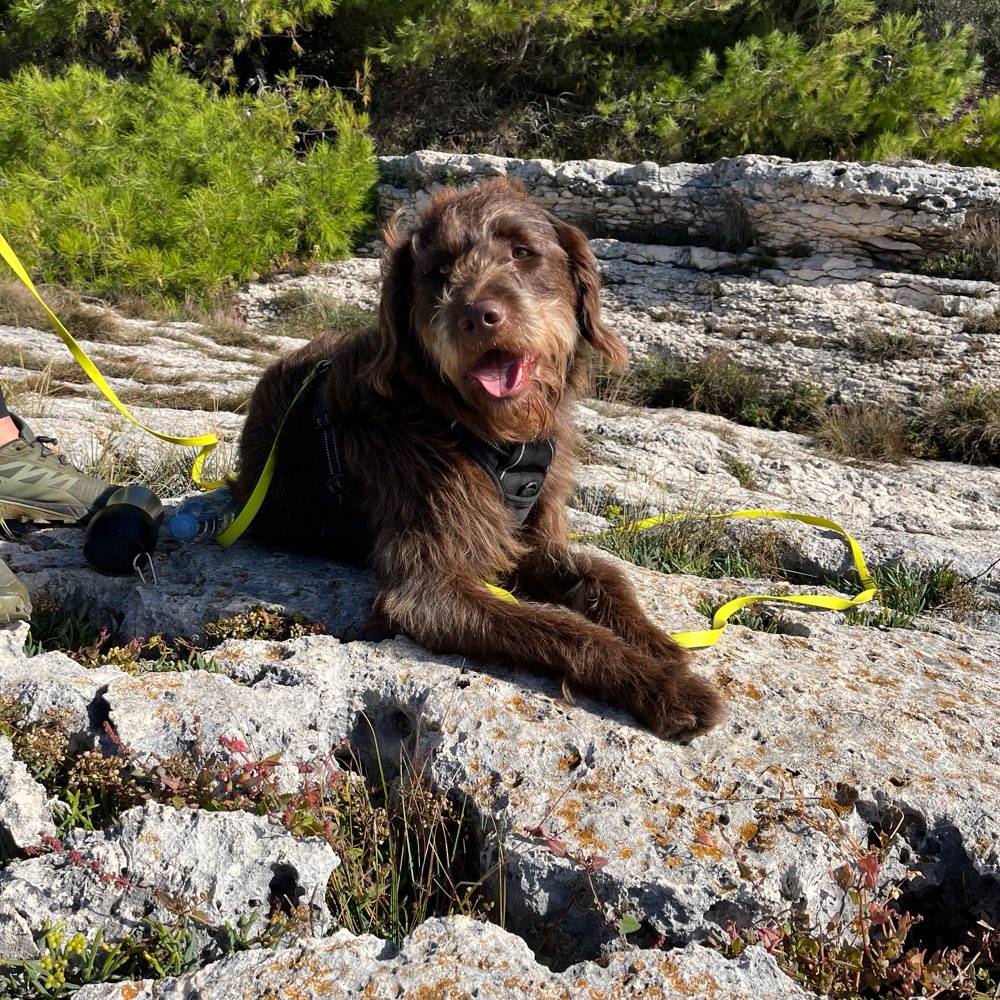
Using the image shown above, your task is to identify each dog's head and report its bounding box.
[367,177,627,440]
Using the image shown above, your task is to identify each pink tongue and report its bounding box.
[471,352,525,398]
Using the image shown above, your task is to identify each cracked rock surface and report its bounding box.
[0,152,997,996]
[73,918,814,999]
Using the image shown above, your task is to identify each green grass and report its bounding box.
[591,509,788,581]
[594,350,825,433]
[844,561,983,628]
[849,330,929,362]
[813,404,914,465]
[910,385,1000,465]
[263,290,376,341]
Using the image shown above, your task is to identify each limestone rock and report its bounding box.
[0,736,55,854]
[378,151,1000,260]
[573,403,1000,584]
[0,803,338,953]
[73,918,813,999]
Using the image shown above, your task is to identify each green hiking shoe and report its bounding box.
[0,558,31,622]
[0,416,116,524]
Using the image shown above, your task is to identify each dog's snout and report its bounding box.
[460,299,508,334]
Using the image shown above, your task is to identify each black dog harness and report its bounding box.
[313,396,555,525]
[448,424,556,524]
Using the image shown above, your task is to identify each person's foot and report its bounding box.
[0,415,115,524]
[0,558,31,622]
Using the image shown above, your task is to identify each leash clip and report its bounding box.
[133,551,157,587]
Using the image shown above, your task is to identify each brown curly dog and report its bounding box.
[234,177,724,739]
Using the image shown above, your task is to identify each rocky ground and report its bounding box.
[0,154,997,997]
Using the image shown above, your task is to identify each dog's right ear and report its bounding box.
[365,217,414,397]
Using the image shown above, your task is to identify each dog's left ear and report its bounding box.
[548,213,628,371]
[364,216,414,396]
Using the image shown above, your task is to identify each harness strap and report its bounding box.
[450,425,556,524]
[313,391,347,504]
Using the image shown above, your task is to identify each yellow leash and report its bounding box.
[0,232,326,546]
[488,509,877,650]
[0,234,223,487]
[216,359,330,548]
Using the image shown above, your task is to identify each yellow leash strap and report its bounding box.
[487,509,877,649]
[0,234,223,486]
[596,509,876,648]
[216,359,331,548]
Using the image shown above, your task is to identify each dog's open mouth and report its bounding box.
[469,350,537,398]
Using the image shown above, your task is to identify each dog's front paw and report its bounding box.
[632,664,726,741]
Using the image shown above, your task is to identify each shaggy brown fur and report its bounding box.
[234,178,724,739]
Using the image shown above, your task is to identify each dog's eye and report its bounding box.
[438,263,452,276]
[511,246,533,260]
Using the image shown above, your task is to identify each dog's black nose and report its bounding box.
[461,299,507,334]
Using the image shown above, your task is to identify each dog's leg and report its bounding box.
[375,568,724,740]
[514,493,694,663]
[514,544,691,663]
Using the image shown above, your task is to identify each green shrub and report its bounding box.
[360,0,993,163]
[881,0,1000,61]
[0,0,335,80]
[2,1,996,164]
[910,385,1000,464]
[0,58,375,303]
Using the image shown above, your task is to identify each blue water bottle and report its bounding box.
[167,486,238,543]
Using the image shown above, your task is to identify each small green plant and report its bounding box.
[201,607,326,643]
[0,876,304,997]
[0,697,140,834]
[849,330,928,362]
[0,920,201,996]
[845,560,982,628]
[723,456,759,490]
[23,591,104,660]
